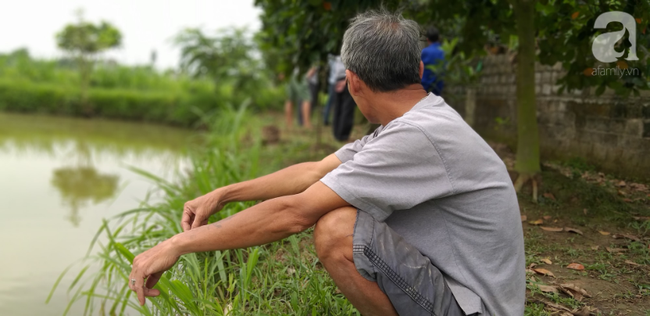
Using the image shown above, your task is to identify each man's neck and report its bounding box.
[369,85,429,125]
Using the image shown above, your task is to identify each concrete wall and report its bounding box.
[446,55,650,179]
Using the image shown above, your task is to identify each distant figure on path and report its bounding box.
[284,69,312,129]
[127,11,525,316]
[330,56,356,141]
[305,66,319,124]
[322,54,345,126]
[421,26,445,95]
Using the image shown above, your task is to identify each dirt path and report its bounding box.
[490,142,650,316]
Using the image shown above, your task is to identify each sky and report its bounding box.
[0,0,261,69]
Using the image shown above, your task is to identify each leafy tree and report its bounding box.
[254,0,404,74]
[174,27,263,98]
[56,10,122,113]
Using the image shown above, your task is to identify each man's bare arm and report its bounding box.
[181,153,342,230]
[176,181,348,254]
[219,153,341,203]
[129,181,349,305]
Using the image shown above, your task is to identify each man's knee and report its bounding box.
[314,206,357,261]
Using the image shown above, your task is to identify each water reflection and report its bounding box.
[51,166,119,226]
[0,112,195,316]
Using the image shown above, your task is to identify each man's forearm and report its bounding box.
[214,154,341,204]
[171,196,309,255]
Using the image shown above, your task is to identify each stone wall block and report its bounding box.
[624,119,643,136]
[584,117,626,134]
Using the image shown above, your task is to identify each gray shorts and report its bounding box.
[352,210,469,316]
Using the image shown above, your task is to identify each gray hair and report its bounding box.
[341,10,422,92]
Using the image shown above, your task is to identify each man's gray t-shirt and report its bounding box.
[320,93,525,316]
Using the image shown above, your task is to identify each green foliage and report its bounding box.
[535,0,650,96]
[56,20,122,55]
[55,10,123,111]
[254,0,403,74]
[174,27,275,100]
[0,49,286,125]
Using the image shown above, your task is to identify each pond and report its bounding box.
[0,113,196,315]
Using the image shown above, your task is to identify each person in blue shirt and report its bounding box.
[421,26,445,95]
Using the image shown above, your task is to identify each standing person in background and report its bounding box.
[284,69,312,129]
[421,26,445,95]
[330,56,356,141]
[322,55,345,126]
[305,66,319,126]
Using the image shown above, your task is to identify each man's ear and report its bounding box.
[419,61,424,79]
[346,69,360,95]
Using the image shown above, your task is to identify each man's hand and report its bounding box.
[335,78,347,93]
[181,191,225,231]
[128,239,181,306]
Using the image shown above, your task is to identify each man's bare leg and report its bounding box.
[314,207,398,316]
[301,100,312,128]
[284,100,293,129]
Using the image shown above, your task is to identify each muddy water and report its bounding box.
[0,113,195,315]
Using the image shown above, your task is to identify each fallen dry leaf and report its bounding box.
[538,299,572,312]
[559,283,591,301]
[543,215,552,220]
[529,219,544,225]
[538,284,559,293]
[567,263,585,271]
[541,258,553,265]
[597,231,610,236]
[606,247,628,253]
[564,227,584,235]
[624,260,640,266]
[543,192,556,200]
[528,262,537,269]
[590,245,599,250]
[560,283,591,297]
[611,234,641,242]
[521,215,527,222]
[583,208,588,215]
[632,216,650,221]
[616,180,626,187]
[540,226,563,232]
[532,268,555,277]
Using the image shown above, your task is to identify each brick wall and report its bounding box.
[446,55,650,179]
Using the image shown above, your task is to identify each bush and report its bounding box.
[0,80,229,127]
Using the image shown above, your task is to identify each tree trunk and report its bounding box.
[513,0,541,200]
[78,55,92,116]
